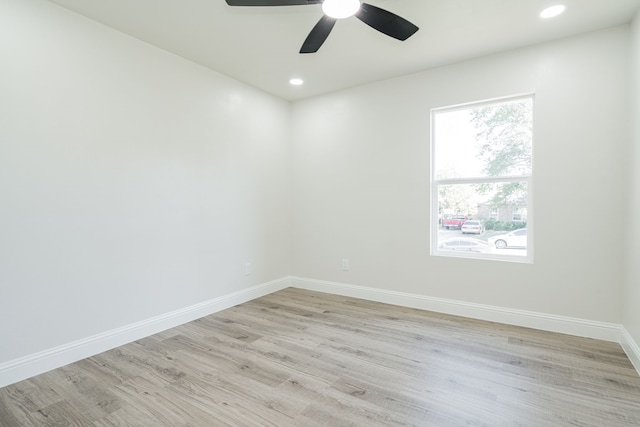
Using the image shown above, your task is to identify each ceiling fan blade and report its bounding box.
[355,3,419,41]
[300,15,336,54]
[226,0,321,6]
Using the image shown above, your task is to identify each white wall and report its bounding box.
[0,0,291,364]
[625,10,640,348]
[291,26,630,324]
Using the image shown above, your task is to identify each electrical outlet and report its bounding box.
[244,262,252,276]
[341,258,349,271]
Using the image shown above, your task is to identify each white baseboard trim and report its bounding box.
[0,277,290,389]
[621,327,640,374]
[290,276,623,343]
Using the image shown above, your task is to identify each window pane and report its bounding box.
[434,97,533,180]
[437,182,528,257]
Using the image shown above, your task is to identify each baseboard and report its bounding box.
[290,276,623,343]
[0,277,290,389]
[621,327,640,375]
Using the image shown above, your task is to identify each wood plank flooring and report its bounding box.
[1,287,640,426]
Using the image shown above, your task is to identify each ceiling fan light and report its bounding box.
[322,0,360,19]
[540,5,566,19]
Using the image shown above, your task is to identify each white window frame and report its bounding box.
[430,94,534,263]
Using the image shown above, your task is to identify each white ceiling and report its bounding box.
[48,0,640,101]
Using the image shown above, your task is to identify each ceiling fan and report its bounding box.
[225,0,419,53]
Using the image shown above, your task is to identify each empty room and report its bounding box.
[2,0,640,425]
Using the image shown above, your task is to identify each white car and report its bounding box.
[438,238,491,253]
[461,220,484,234]
[489,228,527,249]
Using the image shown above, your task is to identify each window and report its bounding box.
[512,207,526,222]
[431,95,533,262]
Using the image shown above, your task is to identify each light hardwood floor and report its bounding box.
[1,288,640,426]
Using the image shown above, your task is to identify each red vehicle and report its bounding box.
[442,215,468,230]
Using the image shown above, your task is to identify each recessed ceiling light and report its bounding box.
[289,78,304,86]
[540,5,566,19]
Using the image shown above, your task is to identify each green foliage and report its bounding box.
[475,181,527,208]
[484,220,527,231]
[470,99,532,176]
[438,184,475,216]
[470,98,532,206]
